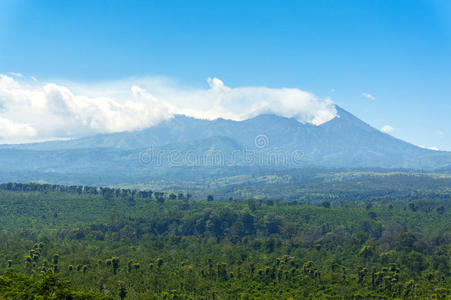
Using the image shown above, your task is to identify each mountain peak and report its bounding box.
[1,106,450,169]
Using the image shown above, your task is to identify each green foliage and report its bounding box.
[0,181,449,298]
[0,272,111,299]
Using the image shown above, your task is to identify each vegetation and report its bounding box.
[0,181,449,299]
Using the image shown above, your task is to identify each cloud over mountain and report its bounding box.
[381,125,394,133]
[0,117,36,140]
[0,74,337,143]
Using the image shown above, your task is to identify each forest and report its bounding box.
[0,180,449,299]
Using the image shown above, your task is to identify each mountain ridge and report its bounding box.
[0,106,450,173]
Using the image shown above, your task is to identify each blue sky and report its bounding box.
[0,0,450,150]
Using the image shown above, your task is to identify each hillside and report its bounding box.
[0,106,450,185]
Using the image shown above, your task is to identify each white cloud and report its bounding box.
[381,125,394,133]
[362,92,375,100]
[153,77,337,125]
[207,77,231,92]
[0,117,36,139]
[418,145,440,151]
[8,72,23,78]
[0,74,337,143]
[42,83,172,133]
[0,74,174,140]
